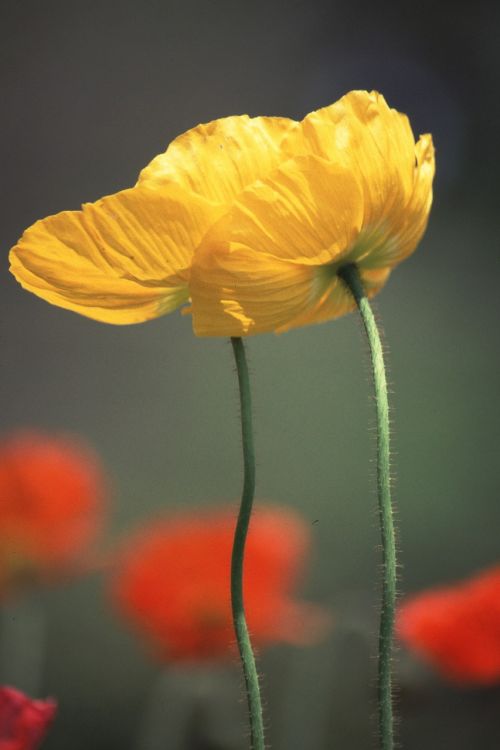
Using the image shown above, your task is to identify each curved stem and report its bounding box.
[230,337,265,750]
[338,264,396,750]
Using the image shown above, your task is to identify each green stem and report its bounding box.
[230,337,265,750]
[338,264,396,750]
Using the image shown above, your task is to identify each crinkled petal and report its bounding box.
[289,90,417,224]
[10,92,435,333]
[390,133,435,263]
[10,184,216,324]
[138,115,299,205]
[200,154,364,265]
[190,246,316,336]
[189,154,406,336]
[347,132,435,269]
[189,155,368,336]
[284,92,435,271]
[189,247,387,337]
[283,267,391,332]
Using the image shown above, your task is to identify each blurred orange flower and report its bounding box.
[10,91,434,335]
[0,686,56,750]
[111,506,328,661]
[397,565,500,685]
[0,431,108,596]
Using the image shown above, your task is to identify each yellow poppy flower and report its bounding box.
[9,90,434,334]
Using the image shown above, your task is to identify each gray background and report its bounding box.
[1,0,499,747]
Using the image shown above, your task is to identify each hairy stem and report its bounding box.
[230,337,265,750]
[338,264,396,750]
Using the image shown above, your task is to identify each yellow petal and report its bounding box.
[10,184,216,324]
[283,92,435,272]
[289,91,417,224]
[138,115,298,205]
[10,92,434,333]
[190,244,317,337]
[344,132,435,270]
[189,247,389,338]
[392,133,435,263]
[189,155,366,336]
[201,155,364,264]
[284,267,391,332]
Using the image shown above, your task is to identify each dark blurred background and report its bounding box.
[1,0,500,748]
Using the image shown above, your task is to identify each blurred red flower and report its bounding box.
[0,431,108,597]
[111,506,328,661]
[397,565,500,684]
[0,686,56,750]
